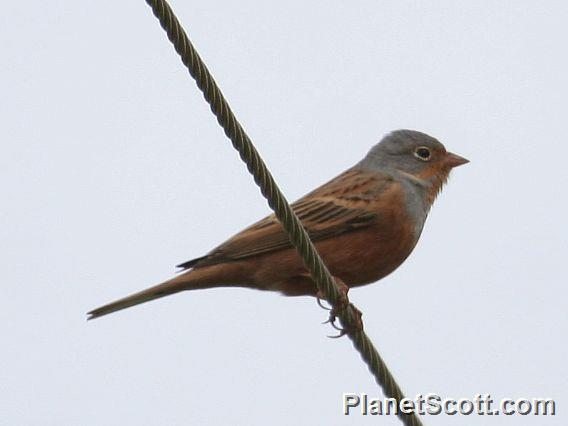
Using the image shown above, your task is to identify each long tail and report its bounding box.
[87,269,219,320]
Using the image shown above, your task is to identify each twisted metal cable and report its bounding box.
[143,1,422,424]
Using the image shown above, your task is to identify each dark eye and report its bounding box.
[414,147,431,161]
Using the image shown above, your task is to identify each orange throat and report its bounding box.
[416,165,452,206]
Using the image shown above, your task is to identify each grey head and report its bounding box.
[356,129,468,176]
[355,130,469,239]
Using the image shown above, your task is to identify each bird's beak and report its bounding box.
[445,152,469,168]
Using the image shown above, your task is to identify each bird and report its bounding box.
[87,129,468,320]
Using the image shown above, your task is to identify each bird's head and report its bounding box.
[358,129,468,197]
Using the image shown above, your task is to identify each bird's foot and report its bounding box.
[326,303,363,338]
[317,278,363,338]
[316,293,331,311]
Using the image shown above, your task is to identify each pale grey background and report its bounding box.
[1,1,566,425]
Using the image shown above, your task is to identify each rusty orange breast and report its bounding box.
[314,181,421,286]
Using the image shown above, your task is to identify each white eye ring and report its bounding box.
[414,146,432,161]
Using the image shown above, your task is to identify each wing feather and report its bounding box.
[177,169,393,269]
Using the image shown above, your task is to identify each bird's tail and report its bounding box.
[87,261,248,320]
[86,268,221,320]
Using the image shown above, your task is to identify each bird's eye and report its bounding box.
[414,147,431,161]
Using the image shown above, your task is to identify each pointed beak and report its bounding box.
[445,152,469,168]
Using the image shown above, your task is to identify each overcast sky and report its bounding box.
[1,1,566,425]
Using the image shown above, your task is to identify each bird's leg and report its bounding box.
[315,290,331,311]
[316,297,331,311]
[327,304,363,338]
[316,277,350,320]
[317,278,363,338]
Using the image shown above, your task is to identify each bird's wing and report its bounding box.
[177,168,394,269]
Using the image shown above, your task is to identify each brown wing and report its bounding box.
[177,168,394,269]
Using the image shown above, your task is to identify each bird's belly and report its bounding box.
[319,223,419,287]
[250,211,420,295]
